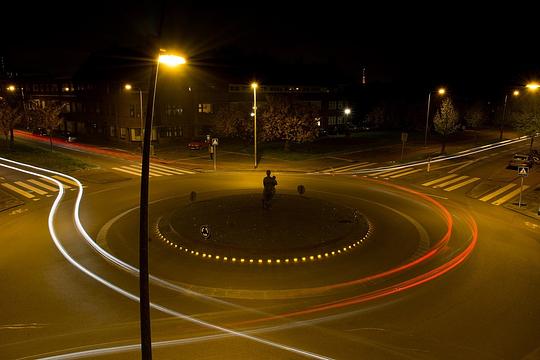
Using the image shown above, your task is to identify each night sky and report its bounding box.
[2,1,539,94]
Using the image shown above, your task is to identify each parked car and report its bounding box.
[508,153,533,169]
[531,149,540,164]
[187,138,209,150]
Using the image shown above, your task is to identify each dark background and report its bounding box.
[2,1,539,95]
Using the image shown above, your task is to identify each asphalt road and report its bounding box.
[0,137,539,359]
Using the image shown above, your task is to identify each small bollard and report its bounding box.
[189,191,197,202]
[297,185,305,195]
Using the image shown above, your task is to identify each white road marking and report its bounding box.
[443,177,480,191]
[479,183,517,202]
[492,186,529,206]
[1,183,35,198]
[422,174,459,187]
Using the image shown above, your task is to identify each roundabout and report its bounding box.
[97,172,471,300]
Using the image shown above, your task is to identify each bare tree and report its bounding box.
[33,102,65,151]
[433,98,459,154]
[260,95,319,151]
[0,100,22,150]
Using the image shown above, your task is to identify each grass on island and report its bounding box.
[0,142,91,172]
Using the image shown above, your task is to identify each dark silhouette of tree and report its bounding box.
[0,100,22,150]
[33,102,65,151]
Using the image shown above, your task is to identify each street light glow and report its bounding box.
[438,88,446,95]
[124,84,133,91]
[344,108,351,115]
[526,82,539,91]
[158,54,186,66]
[513,90,520,96]
[251,82,258,89]
[7,85,15,91]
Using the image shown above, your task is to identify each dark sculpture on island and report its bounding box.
[262,170,278,209]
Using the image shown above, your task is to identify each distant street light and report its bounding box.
[424,87,446,147]
[526,82,539,151]
[500,90,520,141]
[7,85,16,92]
[526,82,539,91]
[124,83,144,150]
[344,107,351,116]
[251,82,258,168]
[139,51,186,360]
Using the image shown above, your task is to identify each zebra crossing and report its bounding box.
[1,175,81,201]
[320,162,377,173]
[111,163,196,177]
[422,173,528,206]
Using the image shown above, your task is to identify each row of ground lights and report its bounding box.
[154,220,373,265]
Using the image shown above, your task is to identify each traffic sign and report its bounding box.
[212,138,219,146]
[401,132,408,142]
[200,225,211,239]
[518,166,529,177]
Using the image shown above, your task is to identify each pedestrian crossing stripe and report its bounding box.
[0,175,85,201]
[422,174,459,187]
[370,167,413,177]
[1,183,35,198]
[125,165,164,177]
[111,164,196,177]
[52,175,79,186]
[112,167,142,176]
[433,175,469,188]
[150,163,196,174]
[491,186,529,206]
[322,162,373,173]
[388,168,423,178]
[479,183,517,202]
[442,177,480,191]
[28,179,59,192]
[15,181,48,195]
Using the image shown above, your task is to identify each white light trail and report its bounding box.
[0,157,332,360]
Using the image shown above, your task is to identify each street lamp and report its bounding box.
[139,51,186,360]
[424,87,446,147]
[124,83,144,149]
[500,90,520,141]
[526,82,539,151]
[251,82,258,168]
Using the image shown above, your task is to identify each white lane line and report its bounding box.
[327,161,370,172]
[15,181,48,195]
[388,168,422,178]
[492,186,529,206]
[433,176,469,188]
[422,174,459,187]
[28,179,59,192]
[443,177,480,192]
[448,156,490,173]
[112,167,144,177]
[479,183,518,202]
[1,183,35,198]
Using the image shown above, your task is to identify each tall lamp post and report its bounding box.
[500,90,520,141]
[124,84,145,151]
[526,82,539,151]
[251,82,258,168]
[424,87,446,147]
[139,52,186,360]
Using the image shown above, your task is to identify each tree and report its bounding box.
[33,102,65,151]
[464,103,485,145]
[510,95,540,151]
[0,100,22,150]
[211,102,253,140]
[260,95,319,151]
[433,98,459,154]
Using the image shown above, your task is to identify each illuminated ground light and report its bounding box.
[156,221,373,265]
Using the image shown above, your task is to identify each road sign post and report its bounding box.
[400,132,408,161]
[517,166,529,208]
[427,155,431,173]
[212,138,218,171]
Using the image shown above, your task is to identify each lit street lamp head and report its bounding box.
[344,108,351,115]
[251,82,258,89]
[438,88,446,95]
[7,85,16,91]
[158,54,187,67]
[124,84,133,91]
[526,82,539,91]
[513,90,520,96]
